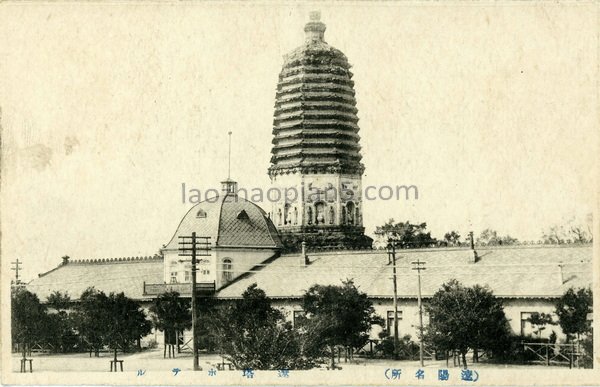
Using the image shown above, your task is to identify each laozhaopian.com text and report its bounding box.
[181,183,418,204]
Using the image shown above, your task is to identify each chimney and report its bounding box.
[304,11,326,43]
[470,250,479,264]
[557,264,564,286]
[468,231,479,263]
[301,241,309,266]
[62,255,70,265]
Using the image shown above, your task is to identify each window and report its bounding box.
[222,258,233,283]
[386,310,403,335]
[184,271,190,282]
[521,312,535,336]
[293,310,307,328]
[196,208,207,218]
[170,272,178,284]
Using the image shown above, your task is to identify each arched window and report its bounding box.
[329,206,335,224]
[307,206,313,225]
[222,258,233,283]
[196,208,207,218]
[277,209,282,226]
[341,206,347,225]
[355,206,360,225]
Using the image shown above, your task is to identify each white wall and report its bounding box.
[270,297,568,343]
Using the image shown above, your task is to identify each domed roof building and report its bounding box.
[269,12,372,252]
[159,179,282,293]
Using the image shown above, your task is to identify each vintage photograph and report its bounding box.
[1,2,598,386]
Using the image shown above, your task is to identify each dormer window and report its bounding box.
[196,208,207,218]
[237,210,249,220]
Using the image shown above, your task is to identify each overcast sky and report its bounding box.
[1,3,597,281]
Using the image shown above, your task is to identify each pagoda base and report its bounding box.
[278,225,373,253]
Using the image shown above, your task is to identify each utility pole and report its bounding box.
[11,259,22,283]
[411,259,426,367]
[178,232,211,371]
[387,240,399,360]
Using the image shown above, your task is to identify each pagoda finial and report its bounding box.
[304,10,326,42]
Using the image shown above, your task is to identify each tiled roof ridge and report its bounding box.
[36,254,163,278]
[287,243,592,257]
[68,254,163,264]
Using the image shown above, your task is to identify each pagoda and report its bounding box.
[268,11,373,252]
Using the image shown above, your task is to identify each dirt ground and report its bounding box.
[11,348,567,374]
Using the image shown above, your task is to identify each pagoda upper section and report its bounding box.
[268,11,364,177]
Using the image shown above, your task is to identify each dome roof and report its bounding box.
[164,191,282,250]
[269,12,364,176]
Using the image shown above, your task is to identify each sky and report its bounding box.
[1,3,597,282]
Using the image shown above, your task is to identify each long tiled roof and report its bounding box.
[27,256,163,301]
[215,245,593,299]
[27,246,593,302]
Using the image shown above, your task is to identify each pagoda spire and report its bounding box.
[304,11,326,42]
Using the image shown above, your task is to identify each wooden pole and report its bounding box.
[412,259,426,367]
[391,243,399,360]
[191,232,201,371]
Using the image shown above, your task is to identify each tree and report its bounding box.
[302,280,383,369]
[543,215,593,245]
[47,291,71,311]
[46,291,78,352]
[210,284,308,370]
[149,291,191,358]
[526,312,556,338]
[444,231,461,247]
[73,287,108,356]
[74,288,151,360]
[477,228,518,246]
[555,287,593,342]
[374,219,438,248]
[542,225,565,245]
[11,288,48,357]
[424,280,511,368]
[103,292,152,361]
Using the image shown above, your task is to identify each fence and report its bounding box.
[522,341,588,368]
